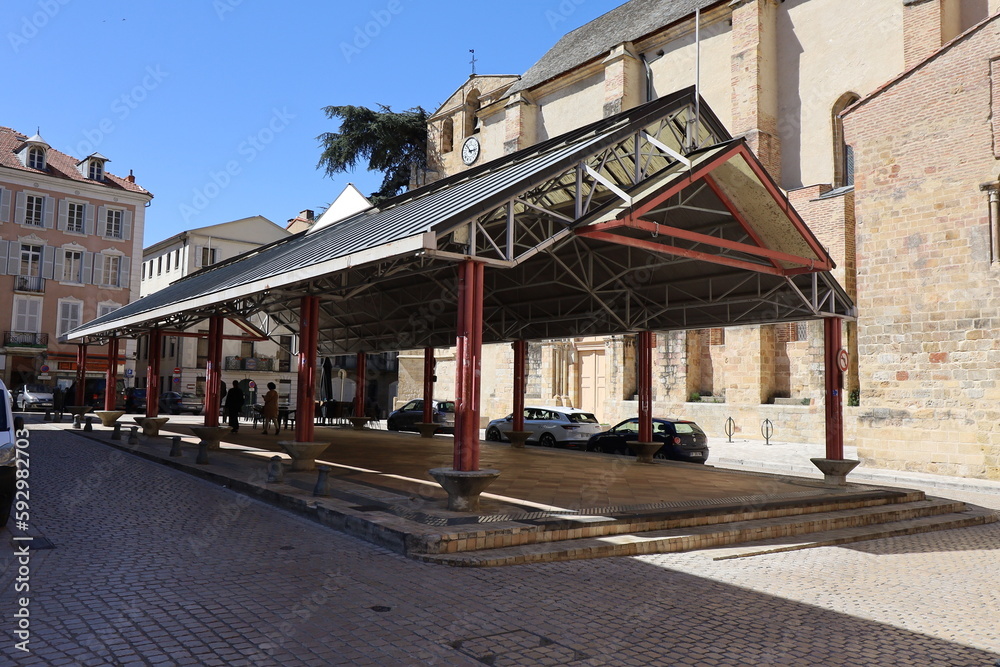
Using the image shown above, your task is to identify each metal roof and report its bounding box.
[69,87,853,353]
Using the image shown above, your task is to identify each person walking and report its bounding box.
[224,380,245,434]
[261,382,279,435]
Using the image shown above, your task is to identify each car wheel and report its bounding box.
[485,427,502,442]
[386,420,399,432]
[539,433,556,448]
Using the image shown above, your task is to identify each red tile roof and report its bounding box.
[0,126,152,196]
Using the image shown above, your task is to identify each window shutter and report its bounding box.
[0,188,9,222]
[57,199,68,230]
[14,191,26,224]
[97,206,107,236]
[122,209,132,241]
[119,257,131,288]
[82,252,94,284]
[93,254,105,285]
[7,242,20,275]
[194,246,203,267]
[84,203,95,235]
[41,246,54,279]
[54,249,64,282]
[0,241,7,274]
[43,196,55,228]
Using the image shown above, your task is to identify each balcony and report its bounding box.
[4,331,48,348]
[14,275,45,293]
[224,356,274,372]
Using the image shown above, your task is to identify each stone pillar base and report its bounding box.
[190,426,232,451]
[428,468,501,512]
[627,441,663,464]
[810,458,861,486]
[279,441,330,472]
[95,410,125,427]
[135,417,169,437]
[502,430,532,449]
[415,423,439,438]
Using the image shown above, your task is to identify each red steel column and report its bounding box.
[295,295,319,442]
[354,351,367,419]
[638,330,654,443]
[512,339,527,431]
[422,346,435,424]
[146,330,162,418]
[204,316,223,426]
[75,344,88,406]
[824,317,845,460]
[104,337,119,410]
[453,260,484,471]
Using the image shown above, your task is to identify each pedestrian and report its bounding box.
[52,385,65,421]
[261,382,279,435]
[224,381,245,434]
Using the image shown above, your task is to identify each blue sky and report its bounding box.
[5,0,623,245]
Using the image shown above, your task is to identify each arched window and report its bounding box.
[27,146,45,170]
[464,89,481,137]
[832,93,860,188]
[88,159,104,181]
[441,117,454,154]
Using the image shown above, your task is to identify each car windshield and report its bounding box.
[26,384,53,393]
[436,401,455,412]
[566,412,598,423]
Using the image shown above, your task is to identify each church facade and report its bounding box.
[398,0,1000,480]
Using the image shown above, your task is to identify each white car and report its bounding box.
[13,383,54,412]
[485,406,605,448]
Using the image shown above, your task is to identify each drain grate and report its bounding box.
[450,630,588,666]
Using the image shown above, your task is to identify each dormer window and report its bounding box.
[27,146,45,170]
[77,152,109,181]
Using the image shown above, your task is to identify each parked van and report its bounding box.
[0,378,24,529]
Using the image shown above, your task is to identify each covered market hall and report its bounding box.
[68,88,855,508]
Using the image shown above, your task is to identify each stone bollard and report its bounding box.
[127,426,139,445]
[313,465,331,497]
[83,417,94,432]
[43,410,52,422]
[267,456,284,483]
[111,423,122,441]
[195,440,210,465]
[169,436,182,457]
[72,414,82,430]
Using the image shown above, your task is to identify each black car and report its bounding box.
[387,399,456,434]
[586,418,709,463]
[158,391,204,415]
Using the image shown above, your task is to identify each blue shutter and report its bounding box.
[84,203,95,235]
[82,252,94,284]
[14,192,25,225]
[41,246,54,279]
[93,254,105,285]
[0,188,9,223]
[119,257,131,288]
[57,199,68,231]
[54,249,64,282]
[0,241,7,274]
[122,209,132,240]
[43,196,55,228]
[7,242,20,275]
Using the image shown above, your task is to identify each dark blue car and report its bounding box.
[586,418,709,463]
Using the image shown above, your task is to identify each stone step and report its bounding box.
[419,488,925,555]
[416,499,991,567]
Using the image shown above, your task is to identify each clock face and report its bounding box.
[462,136,480,165]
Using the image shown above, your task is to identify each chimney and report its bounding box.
[902,0,961,70]
[126,169,135,184]
[300,209,314,221]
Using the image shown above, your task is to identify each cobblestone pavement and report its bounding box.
[0,426,997,666]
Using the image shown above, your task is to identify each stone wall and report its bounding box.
[843,15,1000,479]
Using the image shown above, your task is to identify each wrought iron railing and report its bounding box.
[14,275,45,293]
[4,331,48,347]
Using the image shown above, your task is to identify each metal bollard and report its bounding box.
[266,456,284,483]
[169,436,182,457]
[761,418,773,446]
[111,423,122,441]
[72,414,82,430]
[127,426,139,445]
[83,416,94,432]
[195,440,210,465]
[313,464,330,497]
